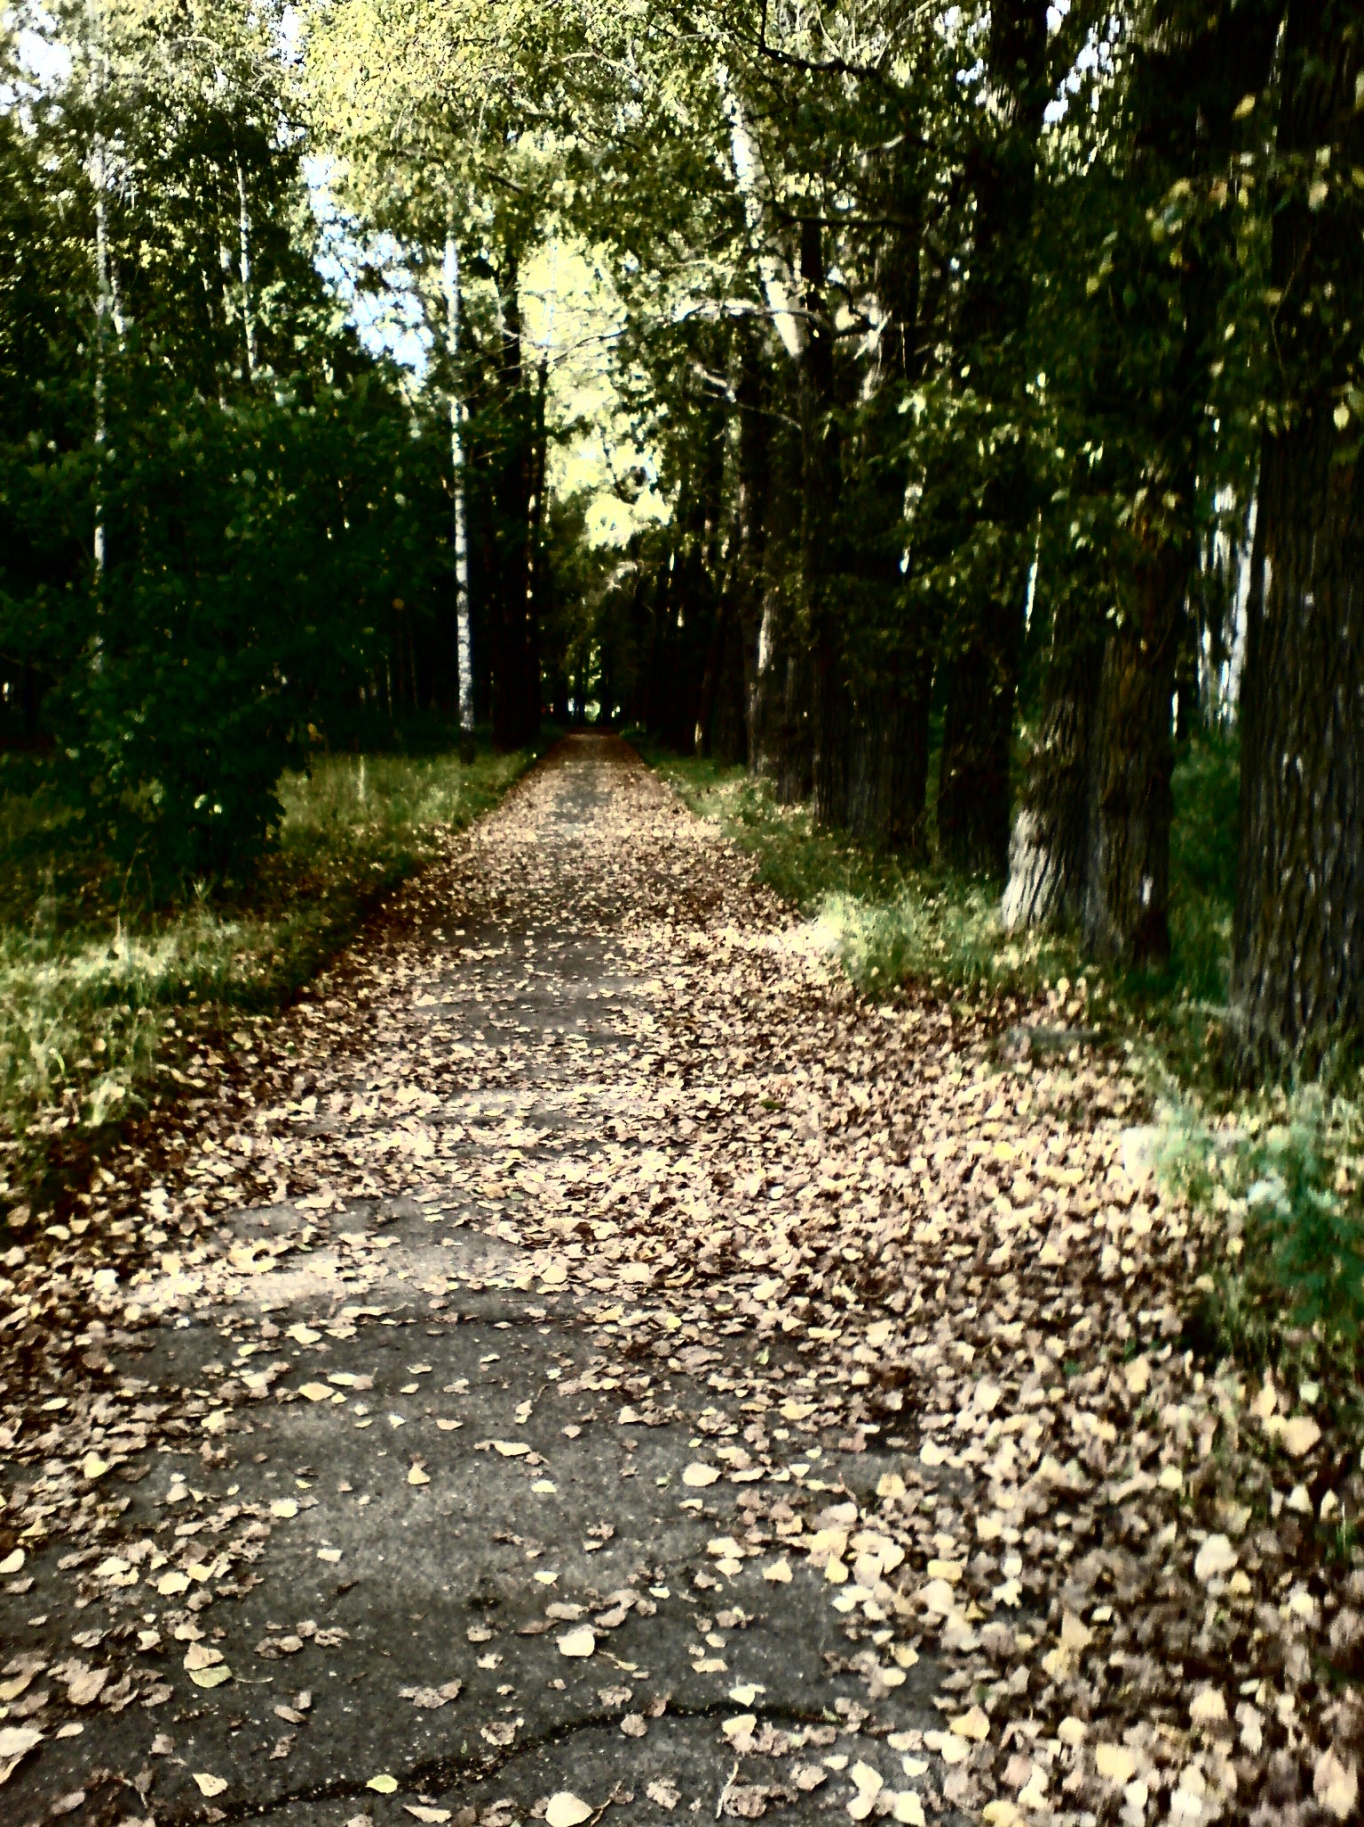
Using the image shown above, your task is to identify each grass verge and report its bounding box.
[0,738,543,1213]
[641,735,1364,1406]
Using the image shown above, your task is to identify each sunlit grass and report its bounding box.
[0,741,537,1207]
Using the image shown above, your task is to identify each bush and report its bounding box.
[1162,1092,1364,1377]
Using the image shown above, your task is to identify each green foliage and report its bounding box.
[645,747,1082,1000]
[1161,1093,1364,1396]
[0,1,463,889]
[0,736,538,1205]
[1169,730,1240,1003]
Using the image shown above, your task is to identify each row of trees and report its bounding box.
[0,0,570,882]
[5,0,1358,1073]
[337,0,1349,1075]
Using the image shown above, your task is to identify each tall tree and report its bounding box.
[1231,0,1364,1070]
[934,0,1050,877]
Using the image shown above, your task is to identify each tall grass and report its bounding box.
[0,742,537,1210]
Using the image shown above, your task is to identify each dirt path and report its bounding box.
[0,737,1353,1827]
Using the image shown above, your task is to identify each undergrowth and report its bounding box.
[0,737,541,1211]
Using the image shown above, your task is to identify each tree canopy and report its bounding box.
[2,0,1361,1070]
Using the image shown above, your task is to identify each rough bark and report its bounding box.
[1083,541,1185,963]
[491,254,536,752]
[1002,614,1103,932]
[847,664,932,853]
[1231,0,1364,1070]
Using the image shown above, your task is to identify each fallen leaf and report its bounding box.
[950,1705,990,1741]
[299,1382,332,1402]
[367,1774,399,1794]
[762,1559,791,1583]
[545,1793,592,1827]
[81,1453,110,1480]
[1314,1747,1359,1821]
[1095,1745,1136,1784]
[492,1440,531,1457]
[66,1667,109,1706]
[0,1549,24,1575]
[405,1809,452,1823]
[1282,1415,1321,1457]
[557,1626,595,1658]
[408,1465,430,1486]
[682,1462,720,1487]
[193,1774,228,1798]
[647,1779,680,1808]
[1189,1688,1227,1727]
[0,1725,43,1786]
[1193,1534,1237,1582]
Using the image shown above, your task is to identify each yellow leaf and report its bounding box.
[193,1774,228,1798]
[367,1774,399,1795]
[557,1627,595,1658]
[1282,1415,1321,1456]
[299,1382,332,1402]
[408,1465,431,1486]
[682,1462,720,1487]
[1095,1745,1136,1784]
[545,1794,592,1827]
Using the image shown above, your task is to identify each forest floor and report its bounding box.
[0,735,1357,1827]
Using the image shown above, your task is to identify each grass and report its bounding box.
[0,736,543,1212]
[639,737,1239,1057]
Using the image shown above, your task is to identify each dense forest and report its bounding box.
[1,0,1361,1078]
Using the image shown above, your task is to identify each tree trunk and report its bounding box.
[732,333,773,772]
[1002,609,1103,932]
[935,0,1049,877]
[1231,0,1364,1071]
[491,254,534,751]
[844,176,933,855]
[443,232,475,755]
[1083,539,1185,963]
[1008,0,1282,944]
[1232,423,1364,1066]
[847,661,932,852]
[800,218,848,829]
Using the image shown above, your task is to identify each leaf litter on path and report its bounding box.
[0,734,1358,1822]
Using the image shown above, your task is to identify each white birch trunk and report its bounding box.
[443,231,474,737]
[236,158,257,380]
